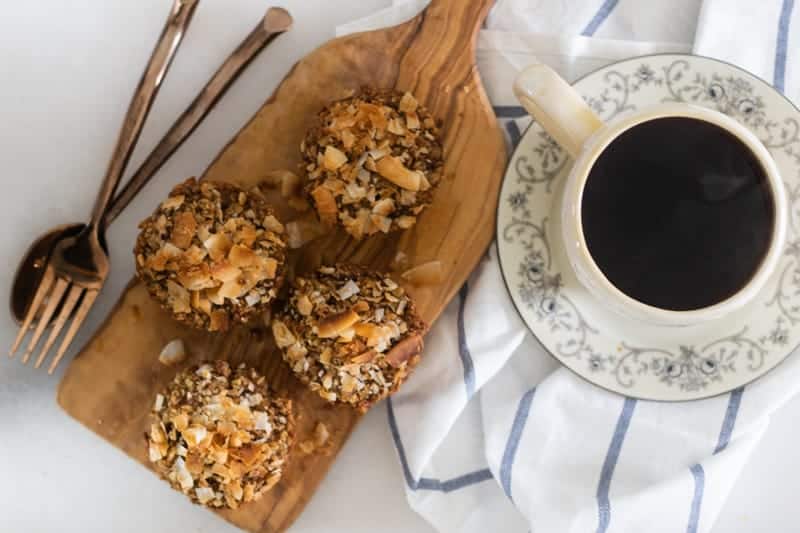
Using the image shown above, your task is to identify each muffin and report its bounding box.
[147,361,294,509]
[135,178,287,332]
[301,88,444,239]
[271,265,426,412]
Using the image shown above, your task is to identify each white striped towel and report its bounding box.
[338,1,800,531]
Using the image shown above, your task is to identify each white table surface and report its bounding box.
[0,1,798,531]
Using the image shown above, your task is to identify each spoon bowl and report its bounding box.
[10,223,85,325]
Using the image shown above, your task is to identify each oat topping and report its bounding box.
[135,178,287,332]
[272,265,426,412]
[301,88,444,239]
[147,361,294,509]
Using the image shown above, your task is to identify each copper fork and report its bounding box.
[9,0,199,373]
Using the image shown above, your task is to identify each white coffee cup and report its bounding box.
[513,63,788,327]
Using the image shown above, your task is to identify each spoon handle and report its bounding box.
[88,0,199,228]
[102,7,293,227]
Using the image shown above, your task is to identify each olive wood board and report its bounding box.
[57,0,507,531]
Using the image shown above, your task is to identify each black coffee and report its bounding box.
[581,117,774,311]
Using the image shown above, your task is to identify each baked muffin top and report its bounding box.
[301,88,444,239]
[147,361,294,509]
[135,178,287,331]
[272,265,426,411]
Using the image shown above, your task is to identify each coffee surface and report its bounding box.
[581,117,774,311]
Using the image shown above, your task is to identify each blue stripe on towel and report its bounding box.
[387,398,493,492]
[774,0,796,93]
[458,284,476,398]
[596,397,637,533]
[686,386,745,531]
[714,387,744,454]
[581,0,620,36]
[499,387,537,500]
[687,464,705,533]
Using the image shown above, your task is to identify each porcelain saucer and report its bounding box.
[497,53,800,400]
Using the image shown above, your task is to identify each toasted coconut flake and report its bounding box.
[271,320,296,348]
[161,194,185,210]
[166,280,191,314]
[386,334,423,368]
[349,349,378,364]
[207,288,225,306]
[375,156,421,191]
[154,393,165,412]
[170,211,198,249]
[317,309,360,338]
[396,216,417,229]
[311,186,338,226]
[184,425,208,447]
[402,260,444,286]
[398,91,418,113]
[253,411,272,434]
[149,441,165,462]
[210,262,242,283]
[203,233,232,261]
[159,339,187,366]
[296,294,313,316]
[174,458,194,490]
[370,214,392,233]
[337,280,360,300]
[263,215,284,233]
[323,145,348,170]
[182,245,207,265]
[280,171,302,198]
[218,279,246,300]
[228,244,260,268]
[177,268,216,291]
[340,129,356,148]
[387,118,405,135]
[405,112,420,130]
[235,223,258,246]
[195,487,215,504]
[372,198,395,216]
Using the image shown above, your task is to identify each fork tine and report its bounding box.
[34,284,84,369]
[22,277,69,364]
[48,289,98,375]
[10,267,55,357]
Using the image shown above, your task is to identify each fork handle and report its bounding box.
[88,0,199,228]
[101,7,293,227]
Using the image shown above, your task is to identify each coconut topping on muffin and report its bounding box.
[147,361,293,509]
[135,178,287,332]
[301,88,444,239]
[272,265,426,411]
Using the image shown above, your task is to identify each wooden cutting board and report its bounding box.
[58,0,506,531]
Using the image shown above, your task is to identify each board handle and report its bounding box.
[396,0,494,94]
[427,0,494,40]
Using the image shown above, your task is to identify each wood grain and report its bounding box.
[58,0,506,531]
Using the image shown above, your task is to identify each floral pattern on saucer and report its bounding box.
[498,54,800,400]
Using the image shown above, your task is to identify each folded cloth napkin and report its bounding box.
[339,1,800,532]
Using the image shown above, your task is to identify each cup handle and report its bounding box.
[513,63,604,157]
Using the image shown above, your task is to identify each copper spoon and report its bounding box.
[9,6,293,325]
